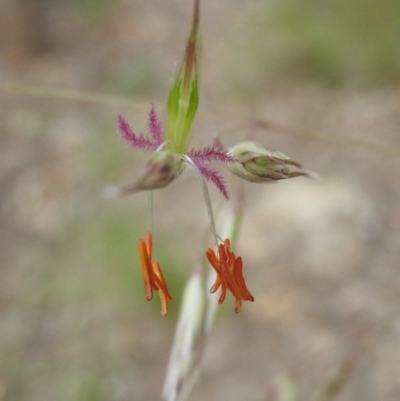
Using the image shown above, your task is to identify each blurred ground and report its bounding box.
[1,1,400,401]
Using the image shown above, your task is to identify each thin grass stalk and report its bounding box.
[162,185,246,401]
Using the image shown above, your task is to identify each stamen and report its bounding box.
[206,238,254,313]
[138,232,173,315]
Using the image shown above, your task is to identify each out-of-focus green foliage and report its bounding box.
[251,0,400,86]
[74,0,113,20]
[106,64,159,97]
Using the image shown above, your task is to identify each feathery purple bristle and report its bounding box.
[190,157,229,199]
[118,107,164,152]
[147,104,163,147]
[188,146,237,163]
[118,115,156,151]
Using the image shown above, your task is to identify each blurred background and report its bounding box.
[1,0,400,400]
